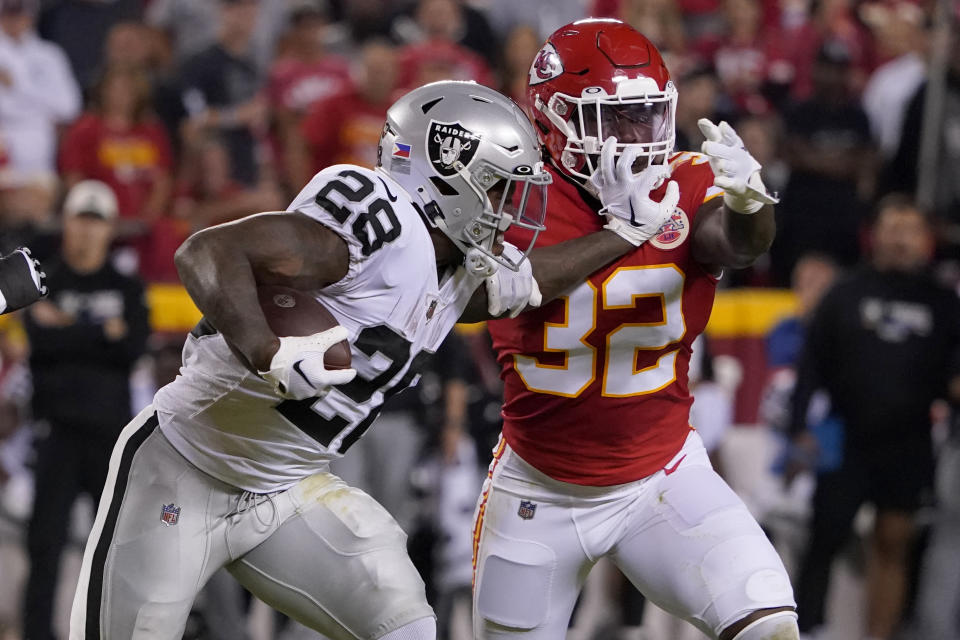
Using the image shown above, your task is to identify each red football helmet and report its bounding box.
[527,19,677,184]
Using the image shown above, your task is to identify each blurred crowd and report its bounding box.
[0,0,957,284]
[0,0,958,638]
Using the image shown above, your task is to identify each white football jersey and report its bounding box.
[156,165,483,493]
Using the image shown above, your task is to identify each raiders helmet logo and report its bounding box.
[529,43,564,86]
[427,120,481,176]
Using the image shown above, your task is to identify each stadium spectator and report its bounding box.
[179,0,267,187]
[766,253,839,378]
[36,0,141,90]
[174,133,282,232]
[159,134,283,282]
[619,0,689,70]
[771,40,875,284]
[101,21,160,73]
[884,33,960,230]
[328,0,394,49]
[674,63,721,151]
[295,39,399,182]
[21,180,149,640]
[396,38,494,93]
[736,113,788,197]
[497,24,541,105]
[267,2,350,191]
[59,66,174,241]
[146,0,290,73]
[393,0,498,64]
[692,0,791,116]
[0,0,80,189]
[789,195,960,639]
[860,1,927,161]
[482,0,585,41]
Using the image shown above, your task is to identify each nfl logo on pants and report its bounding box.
[517,500,537,520]
[161,503,181,526]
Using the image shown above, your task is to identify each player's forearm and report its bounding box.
[175,228,280,371]
[531,230,634,303]
[719,203,775,268]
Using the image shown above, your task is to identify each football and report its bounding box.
[257,284,352,370]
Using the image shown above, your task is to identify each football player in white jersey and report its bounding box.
[69,81,639,639]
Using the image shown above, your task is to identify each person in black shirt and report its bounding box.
[771,40,876,285]
[789,195,960,639]
[21,180,149,640]
[179,0,264,186]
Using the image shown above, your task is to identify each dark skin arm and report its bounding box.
[459,229,634,323]
[691,198,776,270]
[174,211,350,372]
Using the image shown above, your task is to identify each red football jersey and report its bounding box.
[489,153,722,486]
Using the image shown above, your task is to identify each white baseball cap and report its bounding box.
[63,180,118,220]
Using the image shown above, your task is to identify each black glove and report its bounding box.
[0,247,47,314]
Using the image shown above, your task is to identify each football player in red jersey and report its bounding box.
[473,19,799,640]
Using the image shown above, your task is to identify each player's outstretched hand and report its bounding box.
[259,328,357,400]
[484,243,542,318]
[0,247,48,315]
[698,118,778,215]
[589,137,679,247]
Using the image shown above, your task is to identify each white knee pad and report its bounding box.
[731,611,799,640]
[475,533,555,630]
[378,616,436,640]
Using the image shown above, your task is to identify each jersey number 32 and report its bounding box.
[515,265,686,397]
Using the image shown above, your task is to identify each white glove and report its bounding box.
[464,247,498,278]
[485,242,542,318]
[588,137,680,247]
[698,118,778,215]
[259,327,357,400]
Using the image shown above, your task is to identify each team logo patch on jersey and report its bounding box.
[529,43,563,86]
[518,499,537,520]
[161,503,181,526]
[649,207,689,250]
[428,121,480,177]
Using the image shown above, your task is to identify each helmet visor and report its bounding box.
[577,101,673,146]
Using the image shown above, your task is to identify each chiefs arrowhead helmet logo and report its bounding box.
[529,43,564,86]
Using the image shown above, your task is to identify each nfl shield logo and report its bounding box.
[161,503,181,526]
[517,500,537,520]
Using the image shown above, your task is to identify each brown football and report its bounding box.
[257,284,352,370]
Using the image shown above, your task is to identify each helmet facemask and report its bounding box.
[537,77,677,184]
[459,161,550,271]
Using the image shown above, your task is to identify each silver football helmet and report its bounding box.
[378,81,551,271]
